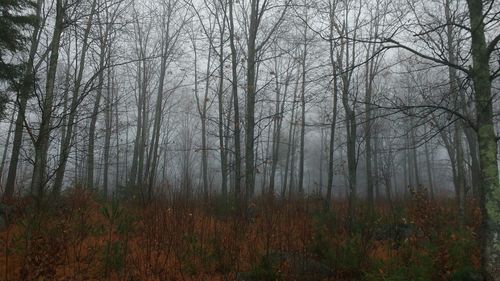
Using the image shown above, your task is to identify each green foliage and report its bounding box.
[365,250,435,281]
[448,228,476,269]
[450,266,483,281]
[210,193,236,218]
[0,0,37,114]
[101,200,123,223]
[310,209,367,278]
[246,253,282,281]
[100,200,133,276]
[102,241,125,273]
[180,233,201,275]
[312,209,337,233]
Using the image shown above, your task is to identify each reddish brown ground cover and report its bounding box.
[0,189,480,281]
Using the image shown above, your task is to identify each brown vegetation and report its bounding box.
[0,188,480,281]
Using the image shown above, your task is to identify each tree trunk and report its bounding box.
[424,138,435,200]
[244,0,258,205]
[31,0,64,201]
[464,127,481,198]
[269,59,290,195]
[129,61,143,186]
[0,109,16,185]
[228,0,241,199]
[86,23,109,189]
[192,34,211,201]
[454,123,466,223]
[282,73,300,198]
[3,0,43,199]
[365,60,374,209]
[466,0,500,278]
[217,17,228,199]
[147,31,171,202]
[326,29,338,207]
[298,23,308,195]
[410,127,420,187]
[53,0,97,195]
[103,69,113,198]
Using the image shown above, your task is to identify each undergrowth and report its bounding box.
[0,187,481,280]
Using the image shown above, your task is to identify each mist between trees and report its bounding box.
[0,0,499,279]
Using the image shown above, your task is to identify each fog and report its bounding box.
[1,0,500,278]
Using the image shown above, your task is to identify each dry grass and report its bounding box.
[0,188,481,281]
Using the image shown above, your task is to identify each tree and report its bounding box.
[30,0,65,202]
[0,0,36,85]
[52,0,98,195]
[244,0,289,205]
[3,0,42,199]
[466,0,500,277]
[380,0,500,277]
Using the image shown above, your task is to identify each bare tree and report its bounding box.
[31,0,66,201]
[4,0,44,199]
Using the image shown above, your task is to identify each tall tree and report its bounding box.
[53,0,98,195]
[3,0,42,199]
[0,0,36,86]
[382,0,500,276]
[30,0,66,201]
[244,0,289,204]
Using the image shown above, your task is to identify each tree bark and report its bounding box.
[103,69,113,198]
[3,0,43,199]
[217,12,228,199]
[228,0,242,200]
[298,21,308,196]
[31,0,65,201]
[53,0,97,195]
[86,15,110,189]
[282,73,300,198]
[466,0,500,278]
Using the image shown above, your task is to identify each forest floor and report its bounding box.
[0,188,481,281]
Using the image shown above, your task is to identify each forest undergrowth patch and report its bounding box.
[0,188,481,280]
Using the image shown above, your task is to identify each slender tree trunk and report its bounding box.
[282,73,300,198]
[365,62,374,209]
[403,138,408,198]
[298,23,308,195]
[410,127,420,187]
[193,34,211,201]
[103,69,113,198]
[262,115,272,193]
[217,18,228,199]
[137,69,149,186]
[289,114,297,198]
[464,127,480,198]
[244,0,259,205]
[454,124,466,223]
[147,35,170,202]
[326,49,338,208]
[444,0,466,222]
[115,83,120,188]
[54,56,70,193]
[86,25,109,189]
[3,0,43,199]
[228,0,241,199]
[53,0,97,195]
[269,60,290,195]
[200,53,210,201]
[0,109,16,186]
[424,139,435,200]
[129,61,143,186]
[373,133,381,201]
[31,0,65,201]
